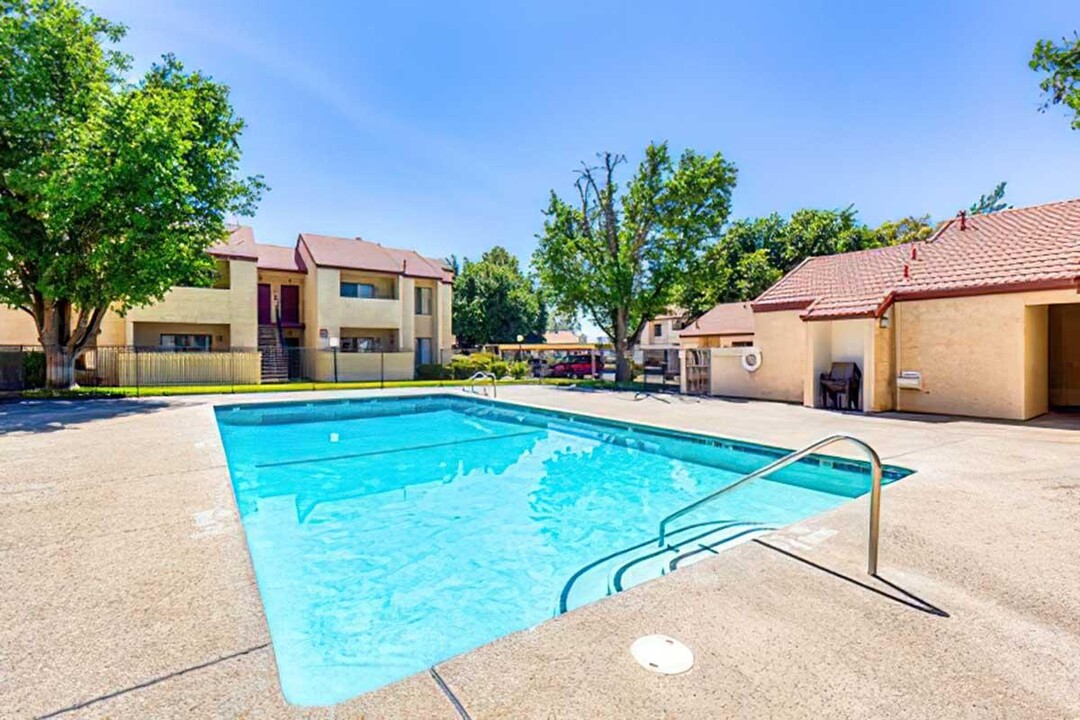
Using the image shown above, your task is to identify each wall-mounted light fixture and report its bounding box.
[879,316,890,329]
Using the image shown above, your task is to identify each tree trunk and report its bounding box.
[38,299,78,390]
[44,343,76,389]
[613,308,632,383]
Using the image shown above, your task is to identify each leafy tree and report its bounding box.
[452,246,546,347]
[545,309,581,334]
[969,181,1011,215]
[872,214,936,245]
[534,144,737,381]
[1031,32,1080,130]
[0,0,263,387]
[678,207,892,314]
[444,254,461,276]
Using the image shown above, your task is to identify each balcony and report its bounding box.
[337,297,402,329]
[126,286,234,325]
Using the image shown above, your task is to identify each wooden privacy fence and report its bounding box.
[83,347,262,387]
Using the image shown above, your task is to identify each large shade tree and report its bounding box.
[1032,31,1080,130]
[0,0,262,387]
[677,207,889,314]
[452,246,546,347]
[534,143,737,381]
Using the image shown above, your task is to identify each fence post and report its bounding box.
[333,347,339,383]
[380,352,385,389]
[134,346,140,397]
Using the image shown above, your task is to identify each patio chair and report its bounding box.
[819,362,862,411]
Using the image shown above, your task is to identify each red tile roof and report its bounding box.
[298,233,453,282]
[678,302,756,337]
[544,330,583,344]
[208,226,258,261]
[753,198,1080,320]
[255,243,307,274]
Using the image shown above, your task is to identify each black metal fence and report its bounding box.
[0,344,684,396]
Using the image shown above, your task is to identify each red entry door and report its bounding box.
[280,285,300,325]
[257,283,272,325]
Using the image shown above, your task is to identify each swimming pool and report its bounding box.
[215,394,910,705]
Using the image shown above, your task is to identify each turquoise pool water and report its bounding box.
[215,394,910,705]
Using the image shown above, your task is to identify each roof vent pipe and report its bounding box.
[903,263,910,279]
[911,245,918,261]
[958,209,967,231]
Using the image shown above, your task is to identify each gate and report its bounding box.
[684,348,711,395]
[0,347,24,390]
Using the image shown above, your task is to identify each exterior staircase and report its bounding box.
[258,324,289,383]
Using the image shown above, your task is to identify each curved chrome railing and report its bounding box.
[657,433,884,575]
[466,371,497,398]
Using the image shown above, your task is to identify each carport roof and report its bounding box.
[753,197,1080,320]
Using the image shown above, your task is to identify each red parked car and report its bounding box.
[547,354,599,379]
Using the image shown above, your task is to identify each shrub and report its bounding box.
[415,363,451,380]
[490,360,509,379]
[448,352,502,379]
[22,350,45,389]
[448,355,474,380]
[508,361,529,379]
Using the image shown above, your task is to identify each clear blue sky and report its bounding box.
[92,0,1077,323]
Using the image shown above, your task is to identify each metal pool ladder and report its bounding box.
[658,433,885,575]
[465,371,497,398]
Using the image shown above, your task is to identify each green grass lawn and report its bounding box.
[19,377,585,399]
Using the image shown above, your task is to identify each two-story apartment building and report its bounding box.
[633,308,687,376]
[0,226,454,384]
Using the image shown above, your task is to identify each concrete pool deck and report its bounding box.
[1,386,1078,718]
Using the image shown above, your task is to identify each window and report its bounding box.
[340,336,380,353]
[341,282,376,299]
[415,286,432,315]
[731,340,754,348]
[653,323,663,338]
[415,337,432,365]
[160,334,212,352]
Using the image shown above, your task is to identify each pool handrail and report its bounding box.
[657,433,884,575]
[466,371,497,398]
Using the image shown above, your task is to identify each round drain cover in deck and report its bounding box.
[630,635,694,675]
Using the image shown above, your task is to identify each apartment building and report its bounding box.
[0,226,454,384]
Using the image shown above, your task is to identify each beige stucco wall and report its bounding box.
[399,276,415,351]
[872,308,895,412]
[704,310,804,402]
[437,281,453,361]
[299,243,321,349]
[0,307,37,345]
[894,288,1078,420]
